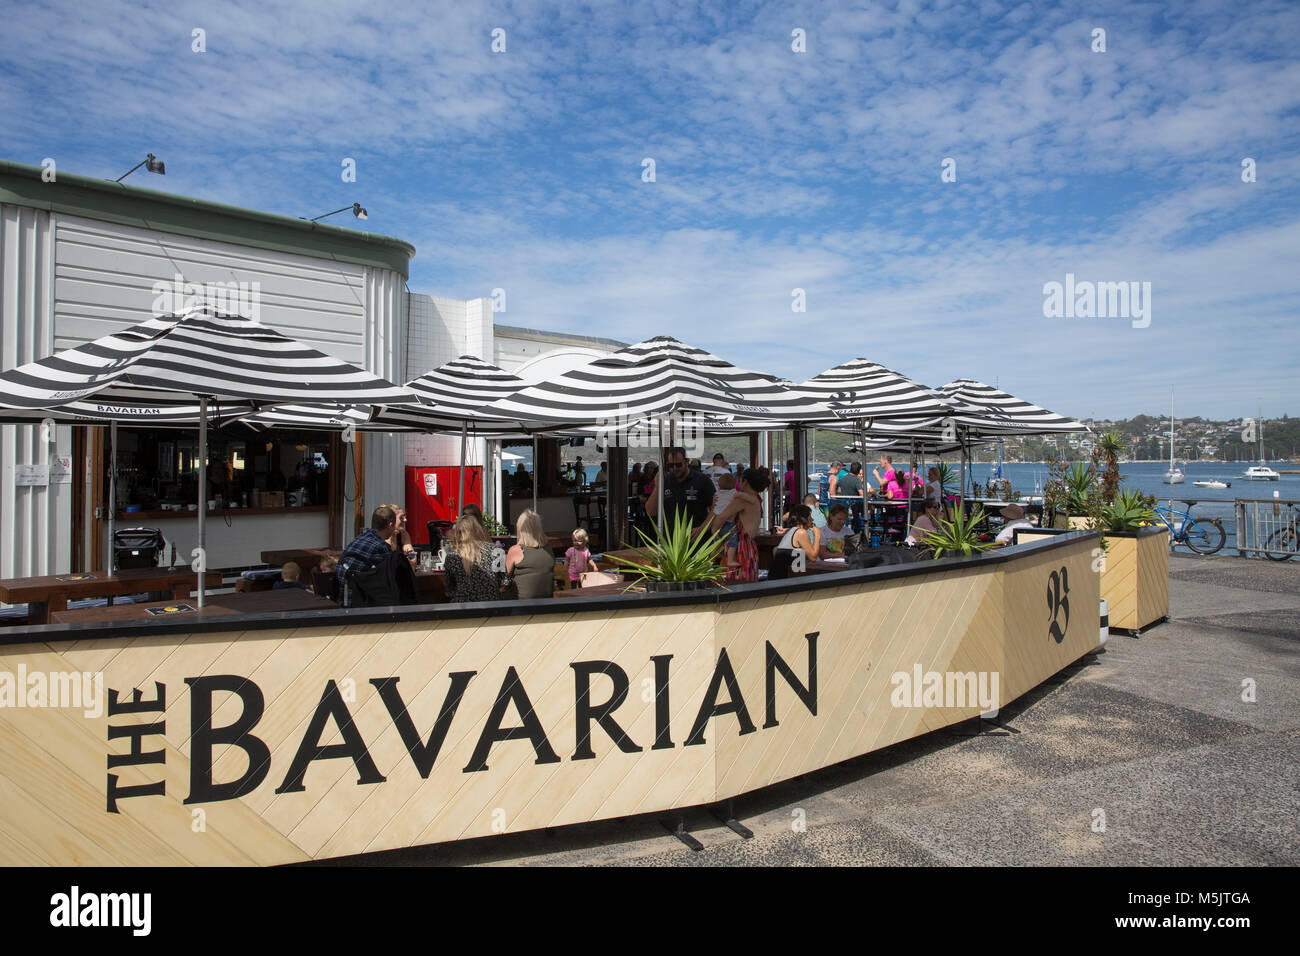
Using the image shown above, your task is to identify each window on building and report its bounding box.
[109,425,333,514]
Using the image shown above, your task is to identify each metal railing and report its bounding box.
[1233,498,1300,559]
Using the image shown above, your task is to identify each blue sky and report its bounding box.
[2,0,1297,419]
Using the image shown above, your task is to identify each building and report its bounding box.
[0,159,621,581]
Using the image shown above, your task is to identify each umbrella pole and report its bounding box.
[107,421,117,571]
[656,419,664,537]
[197,397,207,608]
[907,439,917,540]
[457,421,468,519]
[531,435,538,516]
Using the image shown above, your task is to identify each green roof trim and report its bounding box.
[0,160,415,277]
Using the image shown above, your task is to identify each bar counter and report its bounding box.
[0,531,1100,865]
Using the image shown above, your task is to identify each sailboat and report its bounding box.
[1241,404,1280,481]
[1163,389,1184,484]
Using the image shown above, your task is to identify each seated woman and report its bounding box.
[818,504,853,558]
[505,509,554,599]
[444,516,505,603]
[708,467,770,583]
[769,504,822,579]
[905,504,944,552]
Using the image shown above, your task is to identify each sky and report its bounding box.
[2,0,1298,420]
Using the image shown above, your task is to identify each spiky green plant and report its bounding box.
[606,508,727,583]
[926,505,994,560]
[1064,462,1097,513]
[1101,487,1157,533]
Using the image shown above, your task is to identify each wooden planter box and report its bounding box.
[1097,526,1169,633]
[1051,513,1095,530]
[1017,525,1169,633]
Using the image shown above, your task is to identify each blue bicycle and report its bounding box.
[1152,500,1225,555]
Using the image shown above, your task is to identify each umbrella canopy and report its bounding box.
[797,358,962,424]
[0,306,415,412]
[484,336,836,427]
[937,379,1087,436]
[242,355,543,437]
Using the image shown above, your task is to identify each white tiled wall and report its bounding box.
[403,294,494,468]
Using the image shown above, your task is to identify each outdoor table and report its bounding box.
[414,568,447,603]
[48,586,337,625]
[260,546,338,575]
[0,567,224,625]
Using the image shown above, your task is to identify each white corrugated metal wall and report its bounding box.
[362,266,407,523]
[0,207,408,575]
[0,204,73,577]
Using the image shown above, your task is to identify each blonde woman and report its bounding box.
[444,515,502,603]
[506,509,554,599]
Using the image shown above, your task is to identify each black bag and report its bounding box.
[348,551,418,607]
[113,527,163,570]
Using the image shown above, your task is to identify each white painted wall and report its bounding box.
[139,510,329,571]
[401,294,494,502]
[0,204,73,578]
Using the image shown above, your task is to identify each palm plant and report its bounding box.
[1091,429,1125,504]
[606,508,727,586]
[925,505,994,560]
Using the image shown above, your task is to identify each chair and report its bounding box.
[427,519,454,550]
[311,568,341,604]
[346,551,418,607]
[574,495,606,551]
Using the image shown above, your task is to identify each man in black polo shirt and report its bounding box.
[645,446,716,532]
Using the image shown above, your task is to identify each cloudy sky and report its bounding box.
[3,0,1297,419]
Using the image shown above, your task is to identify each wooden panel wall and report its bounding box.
[0,537,1099,866]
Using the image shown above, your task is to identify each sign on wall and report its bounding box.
[14,463,49,486]
[50,456,73,484]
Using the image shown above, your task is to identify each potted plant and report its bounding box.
[924,505,993,560]
[1094,486,1169,634]
[1044,460,1103,529]
[606,509,728,591]
[482,512,517,550]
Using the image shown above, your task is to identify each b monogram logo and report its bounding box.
[828,389,857,408]
[1047,567,1070,643]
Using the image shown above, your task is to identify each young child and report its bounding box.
[564,528,598,588]
[713,472,759,572]
[274,560,310,591]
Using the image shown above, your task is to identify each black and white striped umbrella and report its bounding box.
[485,336,835,426]
[797,358,962,424]
[243,355,543,436]
[0,306,415,412]
[0,305,415,607]
[937,379,1087,435]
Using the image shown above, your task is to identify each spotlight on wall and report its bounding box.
[115,153,166,182]
[309,202,368,222]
